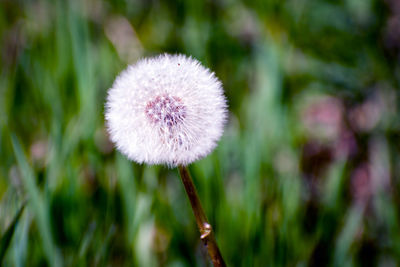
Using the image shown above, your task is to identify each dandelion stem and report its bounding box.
[178,165,226,267]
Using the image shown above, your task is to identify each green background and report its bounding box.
[1,0,400,266]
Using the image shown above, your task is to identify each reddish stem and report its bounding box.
[178,165,226,267]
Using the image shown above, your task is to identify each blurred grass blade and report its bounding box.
[78,221,97,259]
[11,135,62,267]
[334,203,365,266]
[116,154,137,243]
[0,203,25,265]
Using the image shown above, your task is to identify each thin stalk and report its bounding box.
[178,165,226,267]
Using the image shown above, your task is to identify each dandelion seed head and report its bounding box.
[105,54,227,166]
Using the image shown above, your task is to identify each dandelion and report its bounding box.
[105,54,227,266]
[105,53,227,166]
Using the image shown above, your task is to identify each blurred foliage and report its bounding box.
[1,0,400,266]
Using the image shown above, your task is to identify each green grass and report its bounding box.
[1,0,400,266]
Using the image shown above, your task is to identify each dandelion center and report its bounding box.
[145,94,187,129]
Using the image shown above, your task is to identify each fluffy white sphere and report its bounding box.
[105,54,227,166]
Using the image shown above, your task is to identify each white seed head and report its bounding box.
[105,54,228,166]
